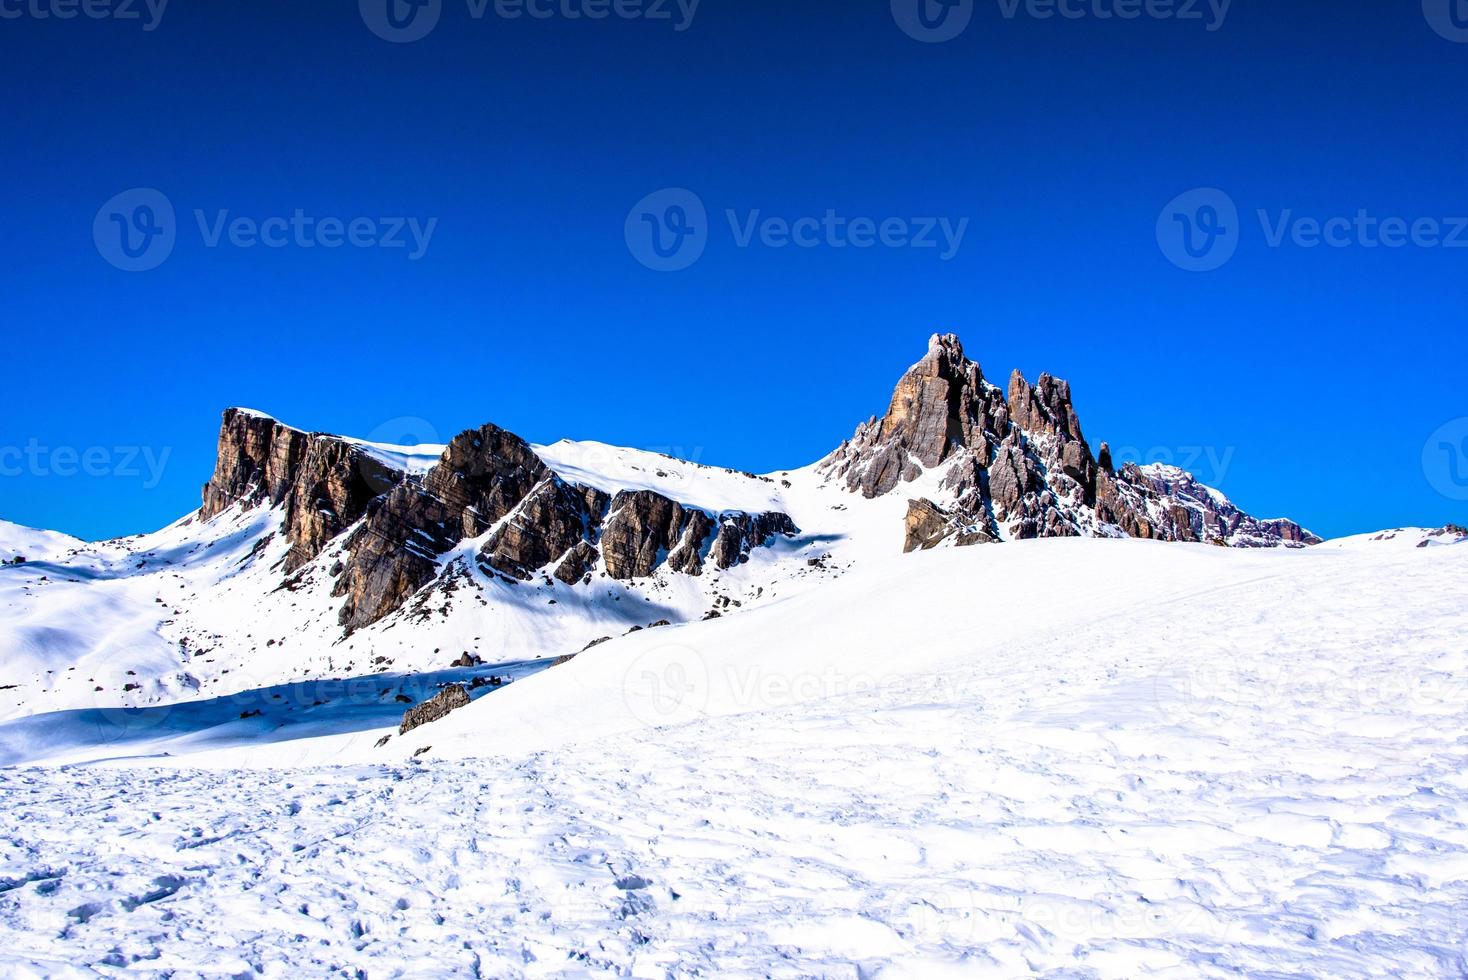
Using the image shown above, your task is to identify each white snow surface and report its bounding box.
[338,437,445,476]
[1,411,1463,976]
[0,520,82,563]
[533,439,789,515]
[2,534,1467,977]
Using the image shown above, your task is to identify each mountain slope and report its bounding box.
[2,534,1464,978]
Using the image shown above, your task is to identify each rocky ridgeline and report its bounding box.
[200,413,800,633]
[199,334,1316,636]
[821,334,1319,552]
[1115,463,1320,548]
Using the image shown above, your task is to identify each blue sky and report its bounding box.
[2,0,1466,540]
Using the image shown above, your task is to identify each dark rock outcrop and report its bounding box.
[1107,463,1321,548]
[553,541,600,585]
[309,422,799,631]
[823,334,1010,498]
[601,491,699,580]
[479,479,608,581]
[708,511,801,569]
[333,424,558,631]
[904,499,953,552]
[600,490,797,580]
[399,683,471,735]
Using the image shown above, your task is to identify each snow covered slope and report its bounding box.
[1,535,1465,977]
[0,520,81,564]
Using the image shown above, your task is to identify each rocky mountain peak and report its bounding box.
[1007,370,1085,445]
[877,332,989,465]
[822,333,1316,552]
[190,333,1316,642]
[822,333,1008,498]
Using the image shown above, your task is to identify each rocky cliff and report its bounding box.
[822,334,1318,551]
[200,409,407,573]
[201,412,801,634]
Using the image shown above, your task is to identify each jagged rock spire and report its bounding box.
[822,333,1011,498]
[822,332,1316,552]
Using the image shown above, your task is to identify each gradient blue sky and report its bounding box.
[3,0,1466,541]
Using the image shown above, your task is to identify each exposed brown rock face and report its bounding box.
[600,491,797,580]
[399,683,472,735]
[825,334,1010,498]
[904,499,953,552]
[601,490,695,580]
[1105,463,1321,548]
[191,415,804,633]
[202,410,801,634]
[478,479,609,581]
[200,409,405,572]
[822,335,1101,548]
[903,493,999,552]
[709,511,801,570]
[332,424,553,631]
[822,334,1316,552]
[553,540,600,585]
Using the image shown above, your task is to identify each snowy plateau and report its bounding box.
[0,335,1465,978]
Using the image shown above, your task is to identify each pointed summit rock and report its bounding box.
[822,333,1009,498]
[822,332,1316,552]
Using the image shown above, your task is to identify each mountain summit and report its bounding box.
[821,334,1318,551]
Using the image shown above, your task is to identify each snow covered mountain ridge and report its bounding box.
[0,334,1318,726]
[4,336,1467,977]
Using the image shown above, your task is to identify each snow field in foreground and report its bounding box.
[1,536,1465,977]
